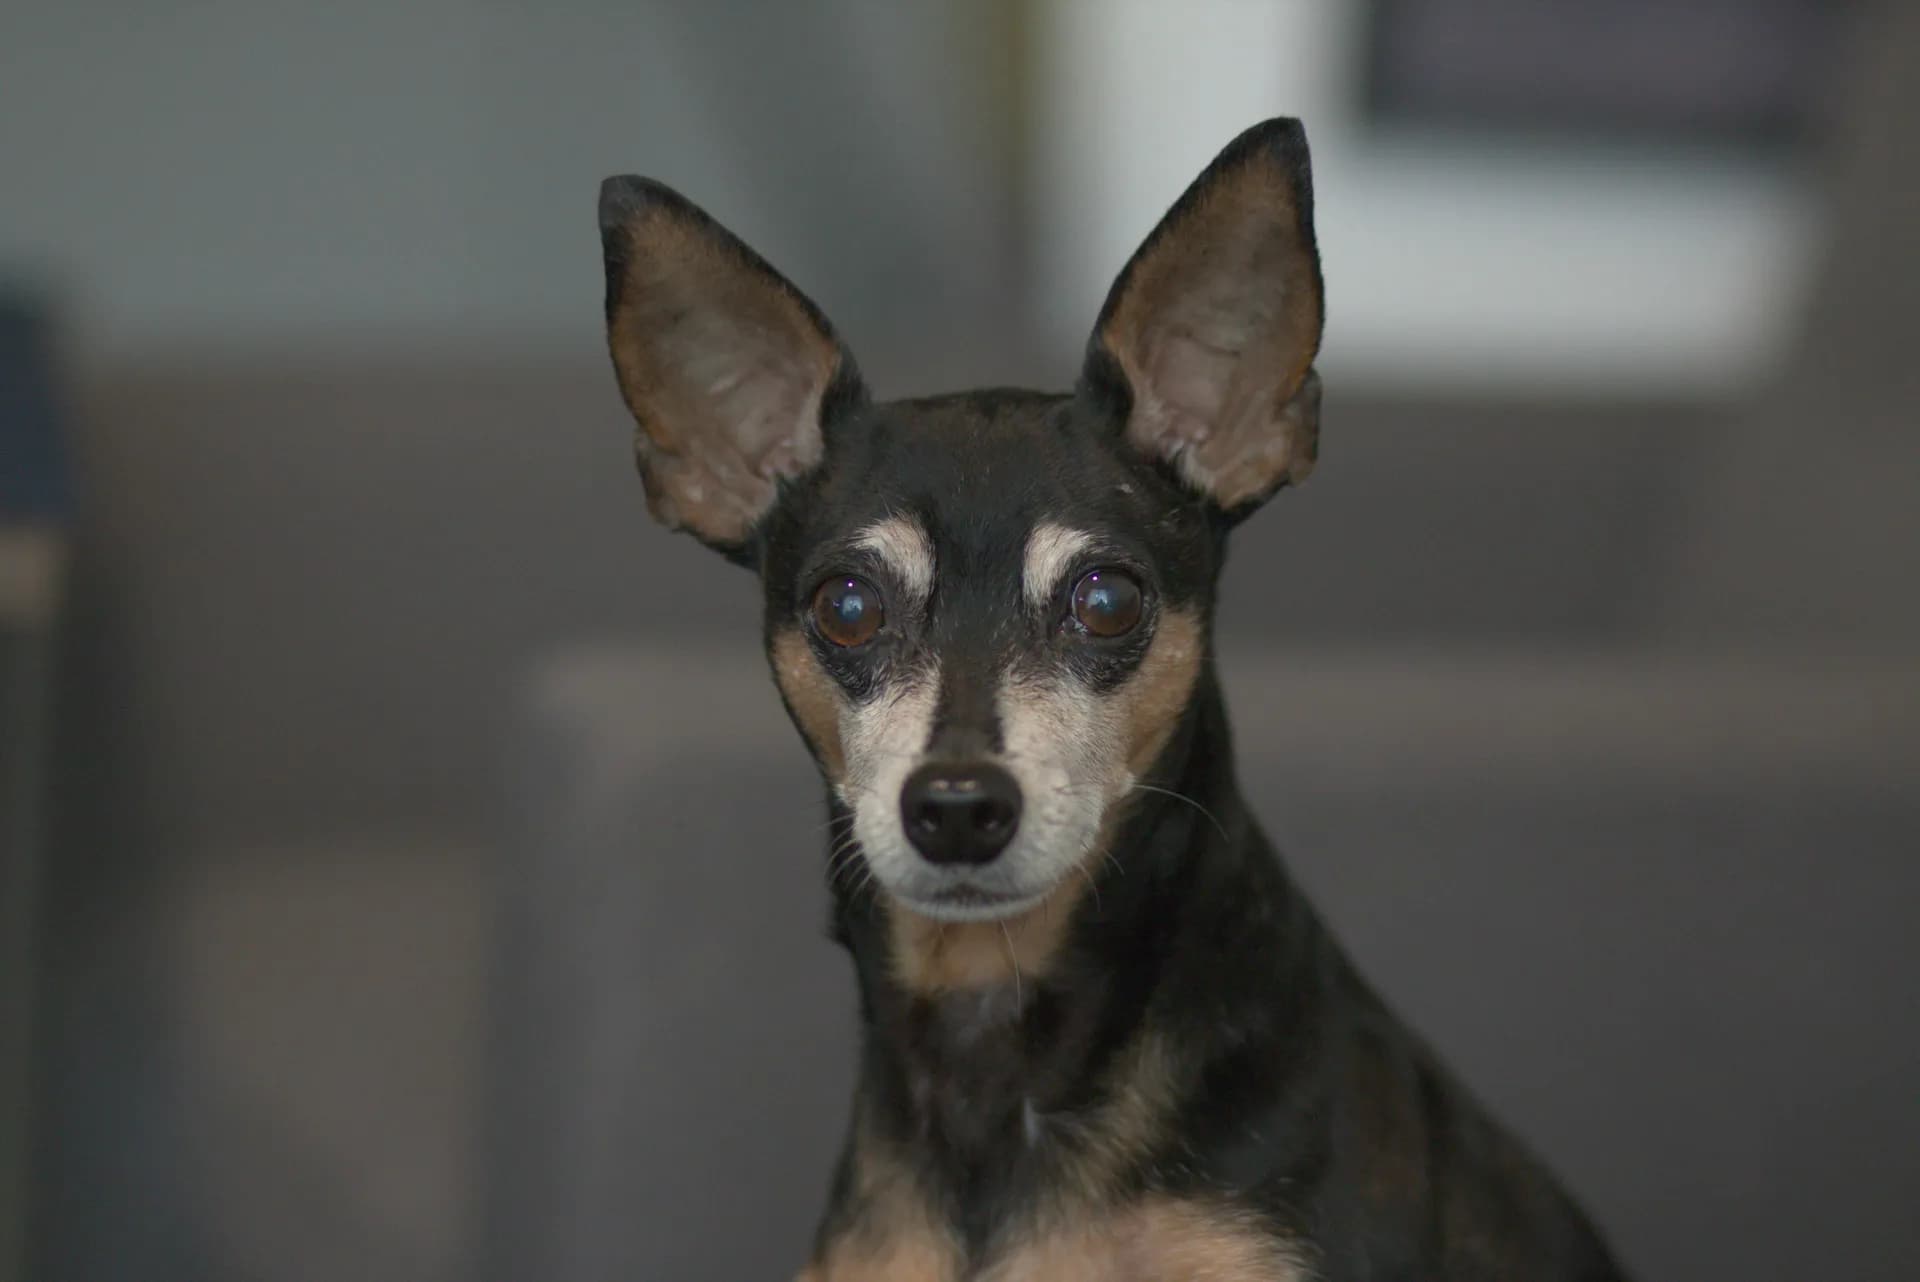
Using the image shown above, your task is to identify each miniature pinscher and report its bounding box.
[597,118,1629,1281]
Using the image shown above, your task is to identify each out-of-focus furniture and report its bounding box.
[1653,2,1920,645]
[486,642,1920,1282]
[0,293,68,1282]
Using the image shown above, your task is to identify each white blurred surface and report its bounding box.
[1030,0,1817,395]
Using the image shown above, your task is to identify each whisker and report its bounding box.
[1071,858,1104,913]
[825,834,867,888]
[837,856,872,900]
[998,919,1025,1013]
[1128,782,1230,841]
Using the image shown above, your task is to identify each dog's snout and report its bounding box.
[900,762,1022,866]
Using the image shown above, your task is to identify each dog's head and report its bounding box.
[599,120,1322,924]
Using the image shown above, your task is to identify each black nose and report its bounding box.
[900,762,1022,866]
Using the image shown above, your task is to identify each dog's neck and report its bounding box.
[823,666,1334,1242]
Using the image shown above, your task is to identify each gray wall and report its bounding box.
[1,1,1017,369]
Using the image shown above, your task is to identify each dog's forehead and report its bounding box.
[812,391,1150,552]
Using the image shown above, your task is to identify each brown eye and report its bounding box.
[812,576,884,647]
[1070,569,1143,638]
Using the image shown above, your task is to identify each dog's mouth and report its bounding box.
[897,880,1052,924]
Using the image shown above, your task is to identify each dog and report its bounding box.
[596,119,1629,1281]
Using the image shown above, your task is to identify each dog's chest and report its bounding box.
[804,1197,1305,1282]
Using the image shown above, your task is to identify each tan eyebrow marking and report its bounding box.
[1023,522,1095,610]
[853,515,935,603]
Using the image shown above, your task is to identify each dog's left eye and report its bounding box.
[1070,569,1144,638]
[813,576,884,647]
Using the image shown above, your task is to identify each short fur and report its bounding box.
[597,119,1629,1281]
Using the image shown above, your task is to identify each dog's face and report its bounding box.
[756,393,1220,921]
[599,120,1323,923]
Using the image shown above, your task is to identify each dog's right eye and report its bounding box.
[812,577,884,647]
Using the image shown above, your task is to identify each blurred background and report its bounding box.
[3,2,1916,1279]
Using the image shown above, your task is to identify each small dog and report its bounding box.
[597,119,1628,1281]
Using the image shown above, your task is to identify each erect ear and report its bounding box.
[1084,118,1325,515]
[598,176,863,556]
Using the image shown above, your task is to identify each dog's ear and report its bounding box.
[599,176,862,556]
[1084,118,1325,515]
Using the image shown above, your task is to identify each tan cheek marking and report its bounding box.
[1121,608,1204,775]
[986,1198,1302,1282]
[770,628,847,779]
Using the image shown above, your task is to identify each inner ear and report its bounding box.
[1087,118,1325,513]
[599,176,863,554]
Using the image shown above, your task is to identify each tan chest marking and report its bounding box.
[806,1170,961,1282]
[803,1125,963,1282]
[808,1197,1302,1282]
[989,1199,1304,1281]
[805,1230,958,1282]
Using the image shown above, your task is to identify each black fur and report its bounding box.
[762,392,1626,1279]
[599,117,1630,1280]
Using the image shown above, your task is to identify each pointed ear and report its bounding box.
[598,176,862,555]
[1085,118,1325,514]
